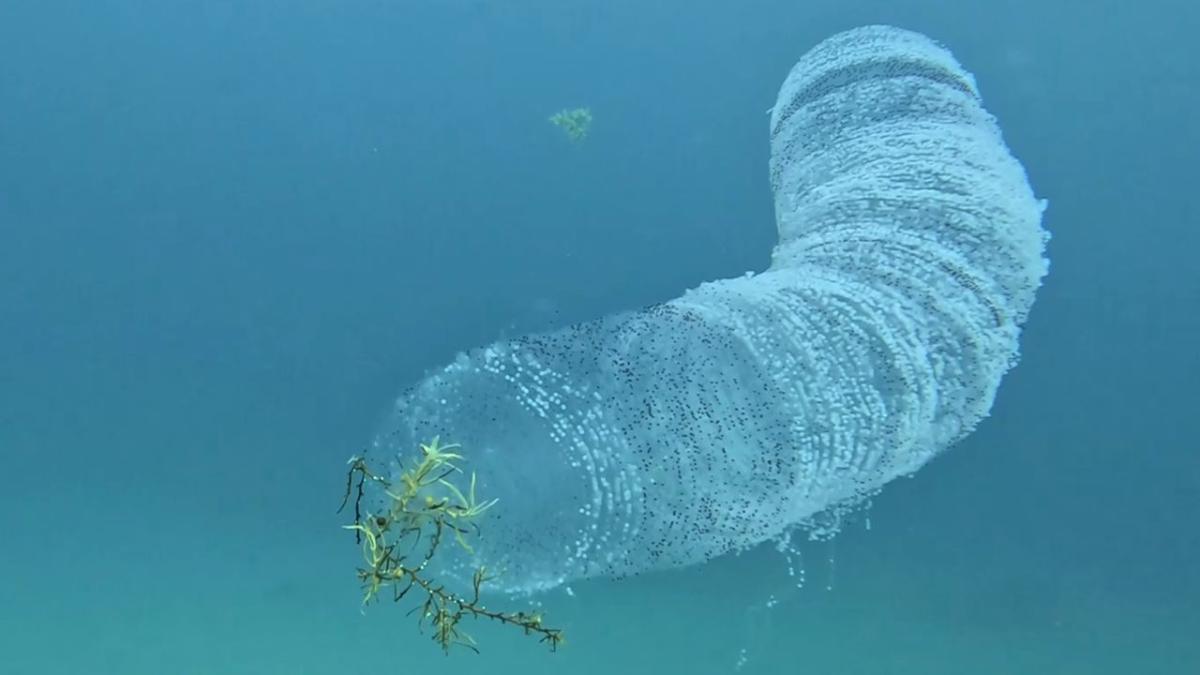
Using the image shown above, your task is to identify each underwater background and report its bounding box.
[1,0,1196,673]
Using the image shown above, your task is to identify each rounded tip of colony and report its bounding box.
[770,25,980,145]
[818,24,951,54]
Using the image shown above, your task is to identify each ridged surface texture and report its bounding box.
[373,25,1049,593]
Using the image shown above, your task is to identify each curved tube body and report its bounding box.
[374,26,1049,593]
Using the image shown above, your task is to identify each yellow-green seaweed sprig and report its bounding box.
[339,437,564,654]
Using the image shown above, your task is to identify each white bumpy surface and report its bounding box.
[373,25,1049,593]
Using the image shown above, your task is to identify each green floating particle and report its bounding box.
[549,107,593,143]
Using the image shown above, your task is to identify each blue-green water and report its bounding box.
[1,1,1196,673]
